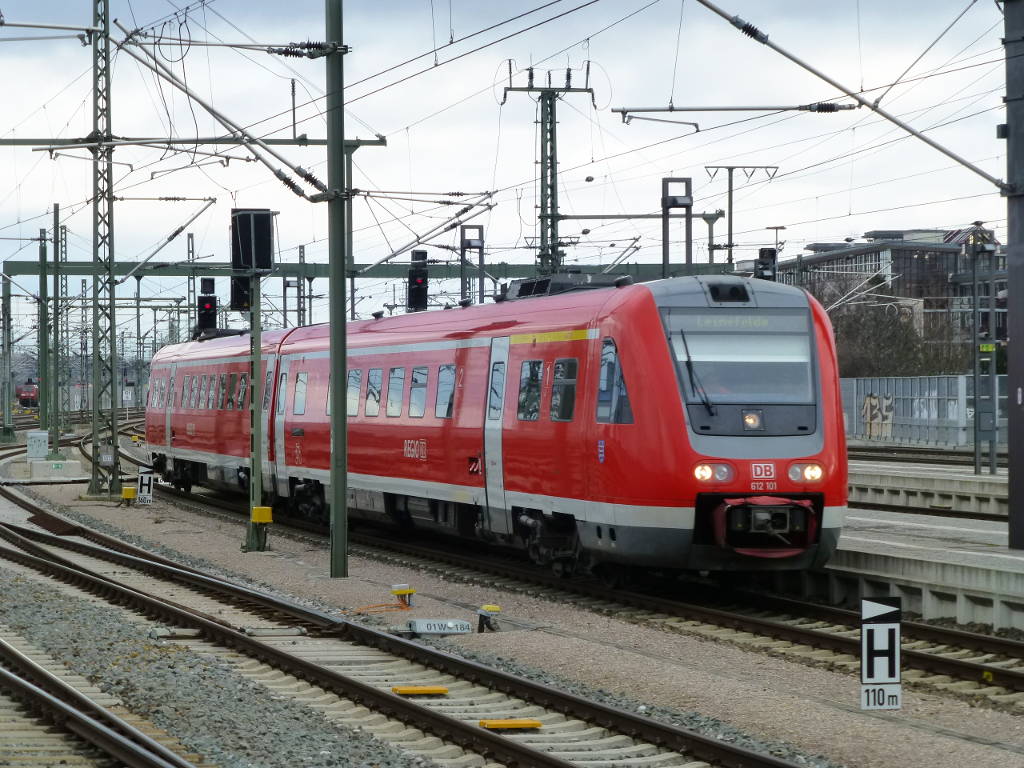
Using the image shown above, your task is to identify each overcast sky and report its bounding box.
[0,0,1008,347]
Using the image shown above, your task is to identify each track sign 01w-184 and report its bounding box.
[860,597,901,710]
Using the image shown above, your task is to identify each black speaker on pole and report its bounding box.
[231,208,274,271]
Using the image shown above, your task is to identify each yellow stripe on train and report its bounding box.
[509,329,592,345]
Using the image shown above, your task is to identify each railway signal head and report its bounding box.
[407,266,429,312]
[197,295,218,330]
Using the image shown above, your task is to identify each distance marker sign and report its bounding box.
[860,597,901,710]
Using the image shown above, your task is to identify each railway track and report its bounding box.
[0,631,202,767]
[129,449,1024,706]
[51,436,1024,716]
[0,514,804,768]
[848,444,1006,467]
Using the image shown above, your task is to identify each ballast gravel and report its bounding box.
[0,568,436,768]
[9,479,1024,768]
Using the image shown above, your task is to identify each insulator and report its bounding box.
[809,102,839,112]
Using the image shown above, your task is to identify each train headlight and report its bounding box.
[788,463,824,482]
[694,463,734,482]
[741,409,764,431]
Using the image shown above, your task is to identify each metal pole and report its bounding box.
[187,232,196,329]
[0,275,13,443]
[990,244,999,475]
[38,229,49,434]
[243,271,266,551]
[59,225,71,425]
[661,178,669,279]
[135,277,142,409]
[706,219,715,263]
[727,167,734,264]
[346,148,356,321]
[297,245,306,325]
[973,242,981,475]
[479,241,485,304]
[282,276,289,328]
[1008,0,1024,548]
[49,210,63,458]
[326,0,349,577]
[88,0,121,496]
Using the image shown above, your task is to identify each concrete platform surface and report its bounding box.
[848,459,1006,517]
[800,507,1024,630]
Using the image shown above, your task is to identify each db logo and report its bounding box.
[751,463,775,480]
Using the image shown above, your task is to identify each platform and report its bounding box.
[778,506,1024,630]
[848,459,1006,517]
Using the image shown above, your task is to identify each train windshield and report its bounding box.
[664,309,813,405]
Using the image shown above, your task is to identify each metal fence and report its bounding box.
[841,375,1007,447]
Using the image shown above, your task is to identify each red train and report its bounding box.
[15,379,39,408]
[146,274,846,577]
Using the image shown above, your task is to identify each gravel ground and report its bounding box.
[8,478,1024,768]
[0,568,435,768]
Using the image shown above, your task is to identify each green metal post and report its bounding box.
[244,271,268,551]
[0,275,13,443]
[49,208,64,459]
[38,228,49,433]
[326,0,349,577]
[539,90,558,274]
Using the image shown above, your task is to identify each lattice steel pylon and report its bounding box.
[88,0,121,495]
[59,225,72,426]
[502,67,594,275]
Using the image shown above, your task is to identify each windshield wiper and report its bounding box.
[678,330,716,416]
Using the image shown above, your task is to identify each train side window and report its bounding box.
[517,360,543,421]
[346,370,362,416]
[206,375,218,409]
[409,367,428,418]
[435,364,456,418]
[387,367,406,417]
[276,373,287,414]
[189,376,201,409]
[365,368,382,416]
[262,370,274,411]
[180,375,190,407]
[487,362,505,420]
[226,373,238,410]
[596,338,634,424]
[198,376,209,410]
[293,372,307,415]
[217,373,227,409]
[237,373,248,410]
[167,377,175,409]
[551,358,577,422]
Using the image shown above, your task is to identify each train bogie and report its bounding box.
[145,275,846,575]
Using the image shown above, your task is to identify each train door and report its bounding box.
[165,364,176,450]
[260,359,275,492]
[483,337,512,535]
[273,358,291,497]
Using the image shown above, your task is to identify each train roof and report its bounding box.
[150,275,812,364]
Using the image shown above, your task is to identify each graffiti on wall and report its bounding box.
[860,393,894,439]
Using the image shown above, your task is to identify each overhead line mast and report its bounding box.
[502,64,595,274]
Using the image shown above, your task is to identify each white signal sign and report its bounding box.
[860,597,901,710]
[136,469,154,505]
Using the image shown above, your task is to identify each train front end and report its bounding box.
[651,276,846,571]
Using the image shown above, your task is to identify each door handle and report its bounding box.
[291,427,305,437]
